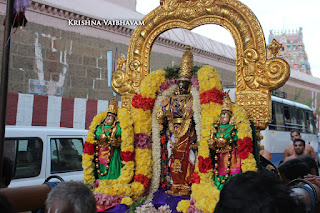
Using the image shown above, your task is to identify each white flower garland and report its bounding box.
[191,86,202,142]
[146,84,177,203]
[145,81,202,203]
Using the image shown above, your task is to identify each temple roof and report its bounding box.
[291,69,320,85]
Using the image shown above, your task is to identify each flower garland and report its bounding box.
[83,65,257,212]
[146,84,178,203]
[135,203,172,213]
[82,107,135,208]
[145,73,203,203]
[178,65,257,213]
[131,69,167,198]
[134,65,256,212]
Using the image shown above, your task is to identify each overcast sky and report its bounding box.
[136,0,320,78]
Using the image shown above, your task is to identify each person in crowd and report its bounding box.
[59,139,79,161]
[284,139,308,162]
[278,157,309,184]
[45,181,96,213]
[304,175,320,212]
[259,147,271,161]
[284,130,316,162]
[278,157,320,212]
[299,155,319,176]
[1,156,14,188]
[214,171,306,213]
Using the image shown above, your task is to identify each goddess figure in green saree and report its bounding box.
[208,93,241,190]
[94,98,122,180]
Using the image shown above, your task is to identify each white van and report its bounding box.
[4,126,88,187]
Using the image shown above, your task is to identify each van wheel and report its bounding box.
[44,175,65,183]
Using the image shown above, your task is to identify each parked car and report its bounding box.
[4,126,88,187]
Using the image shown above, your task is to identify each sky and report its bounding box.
[136,0,320,78]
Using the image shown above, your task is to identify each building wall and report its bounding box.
[0,11,236,102]
[1,1,319,130]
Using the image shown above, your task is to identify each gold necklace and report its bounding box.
[94,120,116,177]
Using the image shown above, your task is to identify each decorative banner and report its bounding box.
[13,0,30,27]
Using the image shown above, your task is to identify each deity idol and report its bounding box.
[207,93,241,190]
[94,98,122,180]
[156,47,198,195]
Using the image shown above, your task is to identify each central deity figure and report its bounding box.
[157,47,197,195]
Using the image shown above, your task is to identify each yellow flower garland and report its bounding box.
[140,69,166,99]
[177,200,191,213]
[82,108,135,197]
[131,69,167,198]
[83,65,258,211]
[185,65,257,213]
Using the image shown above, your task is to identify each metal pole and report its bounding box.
[0,0,15,188]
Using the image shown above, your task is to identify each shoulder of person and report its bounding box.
[284,145,293,151]
[306,144,314,150]
[284,155,294,161]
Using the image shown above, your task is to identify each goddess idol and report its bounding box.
[156,47,198,195]
[208,93,241,190]
[93,97,122,180]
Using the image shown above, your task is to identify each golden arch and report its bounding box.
[112,0,290,130]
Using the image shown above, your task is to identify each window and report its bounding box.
[4,138,43,179]
[50,138,83,173]
[271,102,285,131]
[305,111,316,134]
[297,109,306,132]
[269,102,277,130]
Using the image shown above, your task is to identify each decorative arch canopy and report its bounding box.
[111,0,290,130]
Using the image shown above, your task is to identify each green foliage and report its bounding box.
[84,182,94,190]
[126,196,147,213]
[294,88,302,101]
[164,65,180,79]
[163,65,202,79]
[303,99,313,108]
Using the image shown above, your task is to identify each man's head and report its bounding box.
[298,155,319,176]
[214,171,306,213]
[293,138,305,155]
[45,182,96,213]
[290,130,301,142]
[278,158,309,184]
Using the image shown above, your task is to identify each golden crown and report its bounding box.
[178,46,193,81]
[107,97,118,115]
[221,93,232,115]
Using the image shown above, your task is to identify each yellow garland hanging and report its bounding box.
[82,108,135,197]
[130,69,167,198]
[186,65,257,213]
